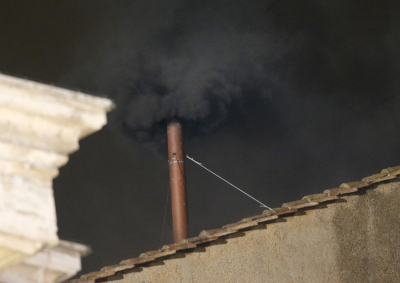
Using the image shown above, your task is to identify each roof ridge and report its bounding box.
[65,165,400,283]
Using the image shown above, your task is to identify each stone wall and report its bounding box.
[0,73,112,271]
[105,179,400,283]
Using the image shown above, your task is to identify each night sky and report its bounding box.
[1,0,400,277]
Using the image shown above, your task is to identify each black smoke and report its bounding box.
[58,0,400,151]
[61,1,291,147]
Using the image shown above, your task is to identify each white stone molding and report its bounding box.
[0,73,113,270]
[0,240,91,283]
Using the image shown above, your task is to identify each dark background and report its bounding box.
[1,0,400,277]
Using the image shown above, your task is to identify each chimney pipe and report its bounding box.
[167,120,189,243]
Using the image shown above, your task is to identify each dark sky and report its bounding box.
[1,0,400,277]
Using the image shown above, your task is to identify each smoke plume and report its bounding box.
[60,0,400,149]
[61,1,293,144]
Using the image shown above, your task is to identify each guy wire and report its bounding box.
[186,155,275,212]
[159,182,170,250]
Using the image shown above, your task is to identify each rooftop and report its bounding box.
[65,165,400,282]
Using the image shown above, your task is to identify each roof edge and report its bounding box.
[64,165,400,283]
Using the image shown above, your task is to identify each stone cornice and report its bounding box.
[0,73,113,153]
[0,73,113,272]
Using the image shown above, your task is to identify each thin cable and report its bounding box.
[186,155,275,212]
[159,183,170,250]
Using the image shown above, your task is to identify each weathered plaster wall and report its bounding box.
[107,180,400,283]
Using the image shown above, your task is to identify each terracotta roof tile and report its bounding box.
[120,256,157,266]
[139,249,177,259]
[199,227,238,238]
[242,214,278,224]
[80,270,115,282]
[382,165,400,176]
[223,219,259,230]
[161,242,197,251]
[101,263,135,273]
[240,215,262,222]
[302,193,339,203]
[272,207,298,216]
[261,209,275,216]
[362,173,397,184]
[324,187,358,196]
[282,199,319,209]
[64,165,400,283]
[254,214,279,223]
[340,181,369,189]
[182,236,219,245]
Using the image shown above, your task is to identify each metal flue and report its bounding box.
[167,120,189,243]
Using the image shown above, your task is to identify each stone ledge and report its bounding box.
[0,73,113,139]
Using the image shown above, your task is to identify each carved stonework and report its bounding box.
[0,73,112,274]
[0,240,90,283]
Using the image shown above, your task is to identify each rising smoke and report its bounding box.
[61,0,400,148]
[62,1,296,145]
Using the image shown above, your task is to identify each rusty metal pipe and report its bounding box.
[167,120,189,243]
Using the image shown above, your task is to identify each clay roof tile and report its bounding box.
[80,270,115,282]
[324,187,358,196]
[161,242,197,252]
[362,172,397,184]
[182,236,219,245]
[139,249,177,259]
[101,263,135,273]
[340,181,369,189]
[199,227,238,238]
[241,214,278,224]
[282,199,319,209]
[223,220,259,230]
[382,165,400,176]
[262,209,275,216]
[302,193,339,203]
[272,207,298,216]
[120,256,157,266]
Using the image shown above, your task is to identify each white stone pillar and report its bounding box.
[0,73,113,270]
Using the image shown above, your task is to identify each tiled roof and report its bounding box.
[64,165,400,283]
